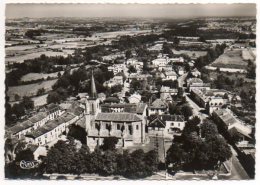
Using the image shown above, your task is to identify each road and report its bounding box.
[184,94,208,121]
[228,146,250,180]
[177,72,188,88]
[120,63,130,97]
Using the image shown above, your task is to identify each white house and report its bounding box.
[148,114,185,139]
[164,71,178,81]
[128,92,142,104]
[148,99,168,116]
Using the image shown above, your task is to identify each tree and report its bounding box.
[99,150,118,176]
[182,120,200,139]
[166,143,187,172]
[128,65,137,73]
[125,50,132,59]
[200,119,218,139]
[67,125,87,144]
[173,37,180,46]
[205,135,232,169]
[5,148,40,179]
[188,116,201,126]
[198,36,206,43]
[37,88,45,96]
[21,96,34,110]
[181,105,193,119]
[11,103,25,119]
[124,149,154,179]
[14,94,20,101]
[44,139,78,174]
[100,137,118,151]
[47,91,61,104]
[144,150,159,171]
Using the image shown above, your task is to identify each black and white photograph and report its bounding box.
[2,1,258,181]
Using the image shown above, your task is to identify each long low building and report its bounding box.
[212,109,253,140]
[8,104,63,140]
[25,112,79,146]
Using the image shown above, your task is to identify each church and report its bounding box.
[85,71,146,151]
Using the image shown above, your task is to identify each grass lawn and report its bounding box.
[210,49,248,69]
[7,79,57,101]
[21,71,64,82]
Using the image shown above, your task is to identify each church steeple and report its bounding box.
[90,70,97,99]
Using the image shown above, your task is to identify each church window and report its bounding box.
[117,124,120,130]
[136,125,139,130]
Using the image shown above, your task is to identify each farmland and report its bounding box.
[7,79,57,101]
[6,50,74,64]
[172,49,207,58]
[242,48,256,61]
[21,71,64,82]
[209,49,248,69]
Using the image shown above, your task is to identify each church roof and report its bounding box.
[95,113,142,122]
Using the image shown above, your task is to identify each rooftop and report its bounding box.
[150,99,168,109]
[95,113,142,122]
[26,112,77,138]
[148,114,185,128]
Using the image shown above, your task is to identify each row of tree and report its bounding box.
[194,43,227,70]
[5,137,159,179]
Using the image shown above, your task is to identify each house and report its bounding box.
[155,72,166,79]
[148,44,163,51]
[190,88,228,114]
[28,145,47,161]
[45,103,63,120]
[176,66,185,75]
[169,57,184,63]
[101,103,147,116]
[160,86,178,103]
[163,71,177,81]
[86,112,145,151]
[186,78,211,92]
[147,114,185,139]
[148,99,168,116]
[103,75,123,88]
[151,57,169,67]
[190,68,201,78]
[158,64,173,72]
[128,92,142,104]
[98,93,107,103]
[127,74,152,83]
[108,64,124,75]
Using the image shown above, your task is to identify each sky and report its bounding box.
[6,3,256,19]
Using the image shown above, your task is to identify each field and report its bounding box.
[209,49,248,69]
[21,71,64,82]
[32,94,48,107]
[242,48,256,61]
[172,49,207,58]
[5,50,74,64]
[7,79,57,101]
